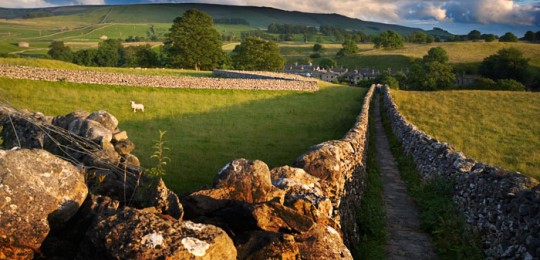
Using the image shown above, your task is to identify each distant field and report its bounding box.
[0,76,366,193]
[392,90,540,179]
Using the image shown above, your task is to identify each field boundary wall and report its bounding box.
[380,85,540,258]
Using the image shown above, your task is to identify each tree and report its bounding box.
[523,31,535,41]
[495,79,525,91]
[408,47,455,90]
[48,41,72,62]
[231,37,284,71]
[164,9,225,70]
[482,34,498,42]
[410,31,427,43]
[95,39,124,67]
[123,45,160,68]
[467,30,482,41]
[499,32,518,42]
[423,47,448,63]
[318,58,337,69]
[479,47,529,82]
[313,43,323,52]
[336,38,358,58]
[73,49,97,66]
[374,30,404,50]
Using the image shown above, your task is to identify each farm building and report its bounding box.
[18,41,29,48]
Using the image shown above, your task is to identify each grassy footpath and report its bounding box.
[380,95,484,259]
[355,97,386,259]
[392,90,539,180]
[0,77,366,193]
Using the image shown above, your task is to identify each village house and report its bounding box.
[18,41,30,48]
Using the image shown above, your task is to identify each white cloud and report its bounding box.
[474,0,537,25]
[0,0,54,8]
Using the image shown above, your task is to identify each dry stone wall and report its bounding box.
[0,64,318,91]
[380,85,540,258]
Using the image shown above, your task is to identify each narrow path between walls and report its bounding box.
[372,93,438,259]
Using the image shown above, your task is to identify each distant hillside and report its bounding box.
[0,3,449,37]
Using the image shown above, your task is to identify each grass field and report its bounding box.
[0,77,366,193]
[391,90,540,179]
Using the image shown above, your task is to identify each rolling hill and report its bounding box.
[0,3,444,36]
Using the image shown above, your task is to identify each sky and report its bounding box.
[0,0,539,35]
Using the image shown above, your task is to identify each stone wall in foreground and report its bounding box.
[380,86,540,258]
[0,64,318,91]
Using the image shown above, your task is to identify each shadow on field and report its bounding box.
[118,86,367,194]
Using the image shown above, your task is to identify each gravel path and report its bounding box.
[373,93,438,260]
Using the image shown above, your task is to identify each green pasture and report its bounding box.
[392,90,540,179]
[0,77,366,193]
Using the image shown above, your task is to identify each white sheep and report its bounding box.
[130,101,144,112]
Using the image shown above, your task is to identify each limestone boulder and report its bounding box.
[294,223,353,259]
[294,141,353,204]
[87,110,118,132]
[251,201,314,233]
[86,208,236,259]
[146,178,184,220]
[212,159,285,204]
[114,139,135,155]
[0,149,88,259]
[271,166,333,220]
[80,119,112,148]
[52,110,89,130]
[237,231,300,260]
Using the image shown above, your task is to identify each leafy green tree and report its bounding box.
[410,31,427,43]
[426,35,434,43]
[523,31,535,41]
[313,43,323,52]
[408,47,455,90]
[231,37,284,71]
[479,47,529,82]
[95,39,124,67]
[164,9,225,70]
[467,30,482,41]
[123,45,160,68]
[318,58,337,69]
[423,47,449,63]
[374,30,404,50]
[496,79,525,91]
[73,49,97,66]
[336,39,359,58]
[499,32,518,42]
[48,41,72,62]
[482,34,498,42]
[408,61,455,90]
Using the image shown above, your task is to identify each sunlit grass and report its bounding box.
[392,90,540,179]
[0,77,366,193]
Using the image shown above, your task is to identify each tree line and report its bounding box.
[48,9,284,71]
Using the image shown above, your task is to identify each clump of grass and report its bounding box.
[380,97,484,259]
[355,98,386,259]
[392,90,539,180]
